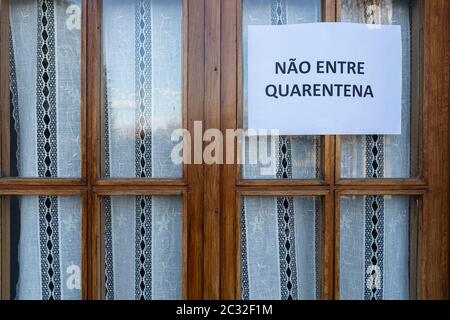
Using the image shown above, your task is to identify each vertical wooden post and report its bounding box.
[187,0,205,300]
[323,0,338,301]
[421,0,450,300]
[221,0,238,300]
[203,0,221,300]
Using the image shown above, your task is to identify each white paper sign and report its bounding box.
[248,23,402,135]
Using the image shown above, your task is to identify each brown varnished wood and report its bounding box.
[203,0,221,300]
[220,0,238,300]
[322,1,337,300]
[94,179,188,187]
[0,188,87,196]
[0,0,449,301]
[420,0,450,300]
[186,0,205,299]
[0,179,86,186]
[86,0,100,300]
[223,0,450,301]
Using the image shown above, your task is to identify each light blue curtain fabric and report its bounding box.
[242,0,322,180]
[9,0,82,300]
[102,0,184,300]
[241,0,323,301]
[104,196,183,300]
[340,0,412,179]
[340,196,413,300]
[241,196,323,300]
[339,0,414,301]
[103,0,183,180]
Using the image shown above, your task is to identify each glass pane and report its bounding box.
[241,196,323,300]
[5,195,82,300]
[102,195,183,300]
[6,0,82,178]
[339,195,419,300]
[242,0,322,180]
[102,0,183,179]
[340,0,419,179]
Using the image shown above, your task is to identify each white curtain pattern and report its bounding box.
[13,196,82,300]
[241,0,323,301]
[340,196,413,300]
[340,0,412,179]
[338,0,415,301]
[242,0,322,180]
[9,0,82,300]
[102,0,183,180]
[241,196,323,300]
[104,196,183,300]
[102,0,183,300]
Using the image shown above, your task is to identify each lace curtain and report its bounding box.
[340,0,412,179]
[102,0,183,300]
[102,0,183,180]
[340,195,414,300]
[242,0,322,180]
[241,196,323,300]
[9,0,82,300]
[241,0,323,301]
[339,0,414,300]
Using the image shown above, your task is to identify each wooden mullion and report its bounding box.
[203,0,221,300]
[86,0,100,301]
[90,193,102,300]
[186,0,205,300]
[410,0,424,179]
[235,0,243,184]
[237,190,330,197]
[338,189,426,197]
[322,1,338,300]
[220,0,238,300]
[80,0,88,183]
[237,179,328,187]
[0,179,86,187]
[0,187,88,196]
[88,0,101,185]
[93,187,187,197]
[94,179,187,187]
[323,0,338,22]
[237,185,330,194]
[336,178,426,187]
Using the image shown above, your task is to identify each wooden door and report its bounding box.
[0,0,449,301]
[218,0,450,300]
